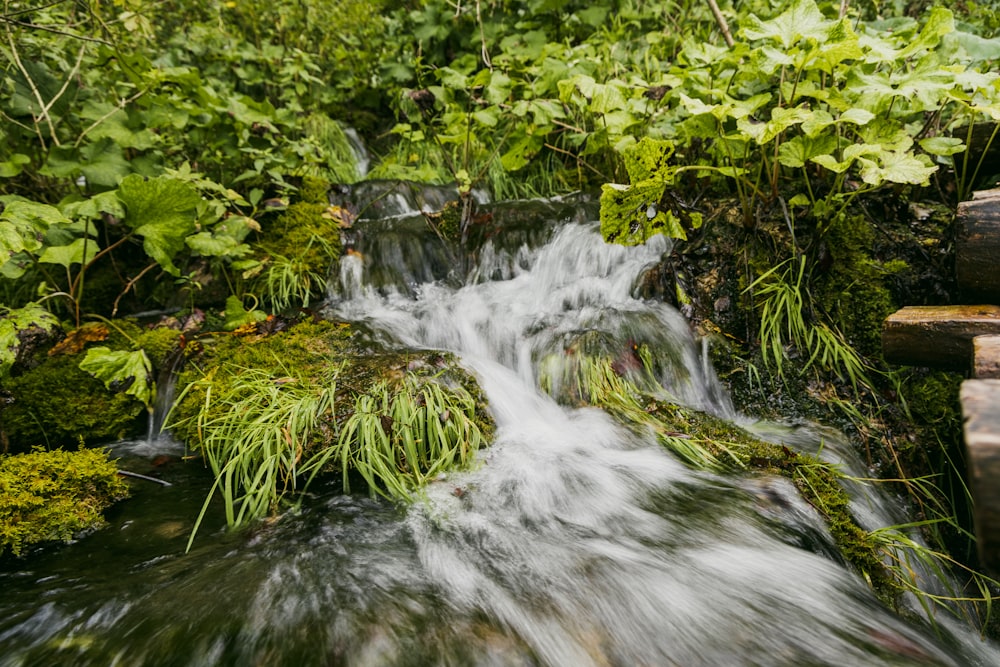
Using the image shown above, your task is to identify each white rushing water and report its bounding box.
[325,214,1000,666]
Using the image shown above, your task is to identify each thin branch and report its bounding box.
[0,16,113,45]
[705,0,735,49]
[3,27,56,148]
[41,43,86,125]
[112,261,159,317]
[1,0,73,19]
[74,89,147,148]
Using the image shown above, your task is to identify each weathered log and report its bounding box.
[956,188,1000,303]
[882,305,1000,368]
[961,379,1000,577]
[973,335,1000,379]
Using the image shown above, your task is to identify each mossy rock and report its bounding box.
[0,321,183,453]
[0,447,130,557]
[169,318,494,526]
[252,201,344,311]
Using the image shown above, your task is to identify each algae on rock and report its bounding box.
[0,447,130,557]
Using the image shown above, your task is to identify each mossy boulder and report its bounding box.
[251,200,344,312]
[169,318,494,528]
[0,320,183,453]
[0,447,130,557]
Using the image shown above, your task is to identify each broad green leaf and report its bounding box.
[896,7,954,60]
[117,174,200,276]
[590,82,629,115]
[741,0,830,49]
[38,237,100,268]
[500,133,544,172]
[600,181,702,245]
[79,347,154,409]
[0,201,69,257]
[859,151,937,185]
[623,138,676,182]
[485,71,512,105]
[778,134,839,168]
[919,136,965,157]
[738,106,811,145]
[808,19,863,72]
[79,138,133,188]
[0,154,30,178]
[185,232,251,259]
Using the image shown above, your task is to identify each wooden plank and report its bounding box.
[973,335,1000,379]
[956,188,1000,303]
[882,305,1000,368]
[961,379,1000,577]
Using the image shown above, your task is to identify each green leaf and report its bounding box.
[600,181,703,245]
[79,347,154,409]
[0,201,70,257]
[778,134,839,168]
[185,232,251,259]
[741,0,830,49]
[896,7,954,60]
[919,136,965,157]
[117,175,200,276]
[0,154,30,178]
[500,133,544,172]
[859,151,937,186]
[38,237,100,268]
[623,137,676,182]
[223,295,267,331]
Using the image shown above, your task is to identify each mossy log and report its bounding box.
[960,378,1000,577]
[957,188,1000,303]
[973,335,1000,379]
[882,305,1000,369]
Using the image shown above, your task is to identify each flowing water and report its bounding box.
[1,194,997,666]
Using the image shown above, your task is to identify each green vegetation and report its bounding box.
[2,0,998,626]
[0,447,129,557]
[168,319,493,545]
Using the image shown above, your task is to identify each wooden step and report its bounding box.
[973,335,1000,379]
[882,305,1000,369]
[961,379,1000,577]
[957,188,1000,303]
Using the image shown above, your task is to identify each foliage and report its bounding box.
[0,447,130,557]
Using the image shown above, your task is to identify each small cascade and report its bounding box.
[146,348,184,445]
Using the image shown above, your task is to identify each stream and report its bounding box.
[1,191,997,666]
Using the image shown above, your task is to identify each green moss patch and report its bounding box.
[0,448,130,557]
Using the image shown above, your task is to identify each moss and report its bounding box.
[298,175,332,204]
[0,320,183,452]
[1,354,145,451]
[814,213,895,358]
[0,447,130,557]
[134,327,183,370]
[252,202,343,311]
